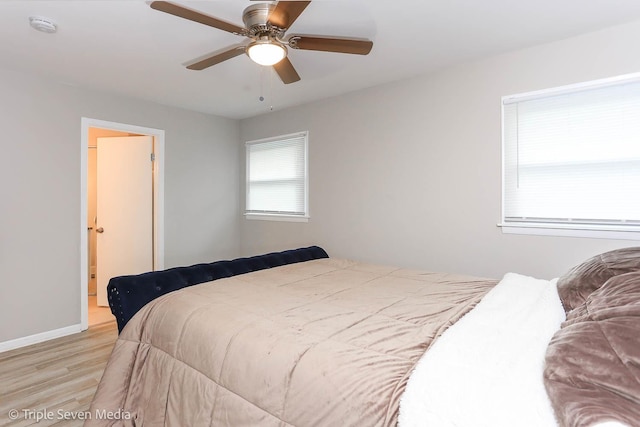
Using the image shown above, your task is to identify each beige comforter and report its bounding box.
[87,258,495,427]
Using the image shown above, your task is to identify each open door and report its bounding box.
[96,136,154,306]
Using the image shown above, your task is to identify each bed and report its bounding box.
[86,247,640,427]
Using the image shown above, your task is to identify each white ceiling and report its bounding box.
[2,1,640,119]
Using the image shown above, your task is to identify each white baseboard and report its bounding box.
[0,324,83,353]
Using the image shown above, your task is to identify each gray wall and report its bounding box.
[0,68,240,343]
[239,20,640,280]
[3,19,640,346]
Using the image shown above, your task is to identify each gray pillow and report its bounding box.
[544,271,640,426]
[556,247,640,312]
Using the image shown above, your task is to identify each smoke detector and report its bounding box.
[29,16,57,34]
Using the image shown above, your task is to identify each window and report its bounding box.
[501,73,640,238]
[245,131,308,221]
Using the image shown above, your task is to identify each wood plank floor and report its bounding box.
[0,322,117,427]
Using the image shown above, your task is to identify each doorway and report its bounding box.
[80,118,165,330]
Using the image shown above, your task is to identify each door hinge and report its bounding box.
[150,153,155,162]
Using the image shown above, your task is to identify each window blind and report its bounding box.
[246,132,308,216]
[502,77,640,229]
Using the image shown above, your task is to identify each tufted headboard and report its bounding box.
[107,246,329,333]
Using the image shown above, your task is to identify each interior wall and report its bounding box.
[239,19,640,280]
[0,68,240,344]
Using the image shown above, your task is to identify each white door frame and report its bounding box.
[80,118,165,330]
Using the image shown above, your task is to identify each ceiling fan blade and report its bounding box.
[273,57,301,84]
[289,36,373,55]
[186,45,246,70]
[268,1,311,29]
[150,1,246,35]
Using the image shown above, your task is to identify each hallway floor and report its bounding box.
[88,295,114,326]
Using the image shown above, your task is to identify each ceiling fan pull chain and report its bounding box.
[269,66,274,111]
[259,66,265,102]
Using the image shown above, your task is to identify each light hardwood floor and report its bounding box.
[0,322,117,426]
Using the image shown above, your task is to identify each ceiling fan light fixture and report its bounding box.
[149,1,373,84]
[246,40,287,66]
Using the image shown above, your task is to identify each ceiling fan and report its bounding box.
[149,1,374,84]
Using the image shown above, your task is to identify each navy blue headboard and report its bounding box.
[107,246,329,333]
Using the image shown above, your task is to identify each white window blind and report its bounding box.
[502,75,640,231]
[246,132,308,218]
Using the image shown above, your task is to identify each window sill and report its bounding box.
[245,213,309,223]
[498,222,640,241]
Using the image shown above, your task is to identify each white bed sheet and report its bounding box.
[399,273,566,427]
